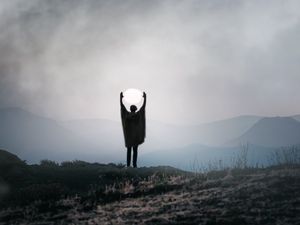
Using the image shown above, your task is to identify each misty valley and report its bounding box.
[1,107,300,170]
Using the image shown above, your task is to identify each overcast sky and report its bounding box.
[0,0,300,125]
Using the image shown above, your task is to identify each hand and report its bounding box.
[120,92,124,98]
[143,92,146,98]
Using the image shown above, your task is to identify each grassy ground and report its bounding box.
[0,149,300,225]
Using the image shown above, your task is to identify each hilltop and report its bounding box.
[0,149,187,208]
[0,149,300,224]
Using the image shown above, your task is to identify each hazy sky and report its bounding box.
[0,0,300,124]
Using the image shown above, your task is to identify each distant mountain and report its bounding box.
[2,107,298,166]
[188,115,262,146]
[0,108,265,163]
[231,117,300,147]
[0,108,118,163]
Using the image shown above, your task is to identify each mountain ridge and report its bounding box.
[230,117,300,147]
[1,107,300,165]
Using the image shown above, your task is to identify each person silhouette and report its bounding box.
[120,91,146,168]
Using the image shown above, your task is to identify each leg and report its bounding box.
[133,146,138,168]
[127,147,131,167]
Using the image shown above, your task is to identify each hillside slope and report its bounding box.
[1,165,299,225]
[231,117,300,147]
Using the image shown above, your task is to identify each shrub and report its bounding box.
[40,159,59,167]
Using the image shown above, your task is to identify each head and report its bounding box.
[130,105,137,113]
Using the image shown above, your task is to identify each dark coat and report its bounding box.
[121,95,146,148]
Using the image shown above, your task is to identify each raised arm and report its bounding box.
[120,92,126,111]
[141,92,146,110]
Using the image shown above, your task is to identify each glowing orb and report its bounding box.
[123,88,143,105]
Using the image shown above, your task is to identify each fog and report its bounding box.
[1,0,300,125]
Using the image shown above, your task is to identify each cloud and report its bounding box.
[0,0,300,124]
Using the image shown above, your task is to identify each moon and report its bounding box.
[123,88,143,105]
